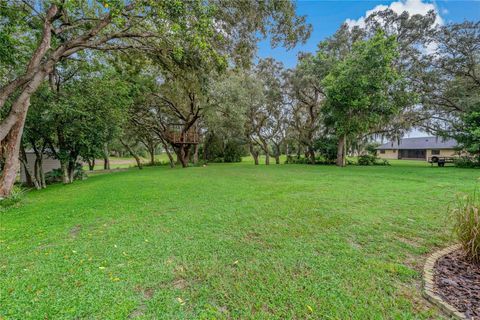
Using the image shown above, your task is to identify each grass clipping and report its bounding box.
[452,192,480,264]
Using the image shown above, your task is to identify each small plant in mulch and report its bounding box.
[433,191,480,319]
[452,192,480,264]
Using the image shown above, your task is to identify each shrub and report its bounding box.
[45,163,87,184]
[314,137,338,162]
[142,160,169,167]
[454,156,480,168]
[223,140,243,163]
[74,163,88,180]
[357,155,390,166]
[346,159,356,166]
[200,134,245,163]
[452,192,480,264]
[45,168,63,183]
[285,155,335,165]
[365,142,381,156]
[357,155,376,165]
[285,156,309,164]
[0,185,26,209]
[201,133,224,161]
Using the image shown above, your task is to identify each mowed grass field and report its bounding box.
[0,160,476,319]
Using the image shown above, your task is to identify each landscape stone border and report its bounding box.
[423,244,467,319]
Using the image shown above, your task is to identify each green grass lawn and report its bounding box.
[1,161,477,319]
[83,154,174,171]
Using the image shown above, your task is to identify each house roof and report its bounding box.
[377,137,458,150]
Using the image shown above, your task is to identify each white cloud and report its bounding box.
[345,0,444,28]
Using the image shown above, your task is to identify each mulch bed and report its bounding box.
[434,249,480,319]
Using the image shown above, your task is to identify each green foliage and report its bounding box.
[201,133,244,163]
[223,140,243,163]
[202,133,224,162]
[455,110,480,157]
[45,164,87,184]
[452,192,480,264]
[357,155,390,166]
[74,164,88,181]
[454,156,480,168]
[0,3,30,71]
[0,185,26,209]
[285,156,334,165]
[44,168,63,184]
[27,66,133,174]
[285,156,311,164]
[322,31,402,138]
[420,22,479,149]
[365,142,381,156]
[314,137,338,162]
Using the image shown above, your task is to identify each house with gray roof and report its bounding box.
[377,137,459,161]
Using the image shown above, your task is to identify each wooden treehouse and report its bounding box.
[165,124,199,144]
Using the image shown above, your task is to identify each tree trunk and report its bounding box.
[0,109,28,197]
[193,143,199,164]
[203,139,208,164]
[148,145,155,165]
[265,153,270,165]
[119,139,142,170]
[19,145,40,189]
[61,161,70,184]
[131,155,142,169]
[296,144,302,159]
[261,141,269,165]
[68,161,75,183]
[162,142,175,168]
[308,148,315,165]
[87,159,95,171]
[336,134,346,167]
[249,143,259,165]
[273,144,281,165]
[22,160,34,187]
[253,153,259,165]
[103,144,110,170]
[0,59,55,196]
[177,145,189,168]
[35,157,46,188]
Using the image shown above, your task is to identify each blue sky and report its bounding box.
[258,0,480,68]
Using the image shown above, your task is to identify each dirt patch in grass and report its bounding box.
[434,249,480,319]
[398,283,436,316]
[396,235,422,248]
[173,279,188,290]
[348,238,363,250]
[69,225,82,238]
[129,286,155,318]
[403,253,424,272]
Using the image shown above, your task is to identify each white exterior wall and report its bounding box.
[378,149,398,160]
[426,149,458,159]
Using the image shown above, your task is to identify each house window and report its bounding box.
[380,149,385,154]
[392,149,397,153]
[431,149,440,155]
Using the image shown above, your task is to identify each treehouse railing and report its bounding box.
[165,124,199,144]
